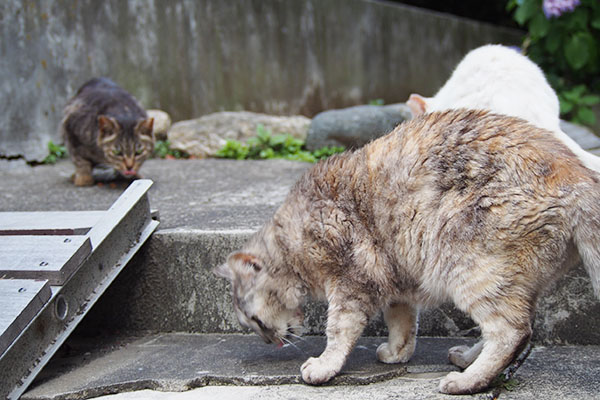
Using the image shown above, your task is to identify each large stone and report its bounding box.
[147,109,172,141]
[305,104,412,150]
[167,111,311,158]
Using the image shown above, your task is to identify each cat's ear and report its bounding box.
[229,252,262,273]
[213,263,233,280]
[97,115,119,142]
[136,118,154,138]
[407,94,428,117]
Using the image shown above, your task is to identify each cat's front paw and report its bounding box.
[301,357,338,385]
[439,371,487,394]
[73,173,94,186]
[376,341,415,364]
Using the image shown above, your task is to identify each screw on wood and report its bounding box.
[39,261,49,267]
[64,238,72,243]
[18,287,26,293]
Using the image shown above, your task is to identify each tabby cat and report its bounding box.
[214,109,600,394]
[61,77,154,186]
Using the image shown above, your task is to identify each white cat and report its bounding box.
[407,44,600,173]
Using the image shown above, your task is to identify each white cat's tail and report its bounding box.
[573,189,600,298]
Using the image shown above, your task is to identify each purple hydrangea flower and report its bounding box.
[543,0,581,18]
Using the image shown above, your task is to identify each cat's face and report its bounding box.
[214,252,304,346]
[97,115,154,177]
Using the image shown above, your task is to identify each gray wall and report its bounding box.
[0,0,521,161]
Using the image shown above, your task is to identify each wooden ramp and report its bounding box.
[0,180,159,400]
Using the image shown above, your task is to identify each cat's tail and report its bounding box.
[573,186,600,298]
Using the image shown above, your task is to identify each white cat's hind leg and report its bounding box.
[376,302,418,364]
[448,340,483,369]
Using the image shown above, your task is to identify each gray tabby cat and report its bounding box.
[61,77,154,186]
[214,109,600,394]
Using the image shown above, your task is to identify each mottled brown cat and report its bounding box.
[61,77,154,186]
[214,109,600,394]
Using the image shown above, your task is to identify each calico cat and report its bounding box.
[407,44,600,173]
[214,109,600,394]
[61,77,154,186]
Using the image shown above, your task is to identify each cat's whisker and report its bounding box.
[287,332,306,342]
[281,337,308,355]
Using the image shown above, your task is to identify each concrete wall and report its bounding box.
[79,229,600,345]
[0,0,521,161]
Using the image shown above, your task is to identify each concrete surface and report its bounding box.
[1,158,600,343]
[1,0,521,161]
[2,156,600,399]
[0,158,309,231]
[22,334,600,400]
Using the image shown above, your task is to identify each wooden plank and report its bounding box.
[0,211,105,236]
[0,236,92,285]
[0,279,51,357]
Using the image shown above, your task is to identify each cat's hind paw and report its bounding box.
[376,341,414,364]
[301,357,338,385]
[448,345,472,369]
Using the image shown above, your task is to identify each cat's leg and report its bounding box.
[301,296,369,385]
[448,340,483,369]
[376,302,418,364]
[439,312,531,394]
[72,157,94,186]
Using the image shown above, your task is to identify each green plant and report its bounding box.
[216,124,345,163]
[368,98,385,106]
[43,141,67,164]
[153,140,189,159]
[508,0,600,125]
[558,84,600,124]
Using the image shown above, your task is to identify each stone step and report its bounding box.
[21,333,600,400]
[1,158,600,344]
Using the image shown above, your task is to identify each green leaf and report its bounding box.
[506,0,519,12]
[580,95,600,106]
[564,34,591,70]
[592,15,600,29]
[576,107,597,125]
[566,8,589,31]
[269,134,287,148]
[514,0,539,25]
[544,29,562,54]
[529,13,550,39]
[256,124,271,143]
[559,97,574,114]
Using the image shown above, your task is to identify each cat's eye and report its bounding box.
[135,144,145,156]
[251,316,267,331]
[113,149,122,156]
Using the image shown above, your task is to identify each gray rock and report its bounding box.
[305,104,412,150]
[167,111,311,158]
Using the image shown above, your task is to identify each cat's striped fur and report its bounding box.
[61,78,154,186]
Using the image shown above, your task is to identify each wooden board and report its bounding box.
[0,236,92,285]
[0,279,51,356]
[0,211,105,236]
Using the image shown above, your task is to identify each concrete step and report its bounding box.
[1,158,599,344]
[21,333,600,400]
